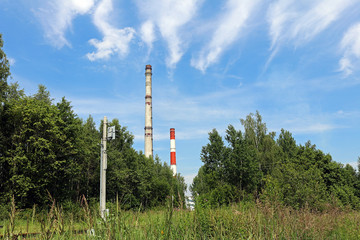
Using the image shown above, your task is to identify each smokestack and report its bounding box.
[170,128,176,176]
[144,64,153,158]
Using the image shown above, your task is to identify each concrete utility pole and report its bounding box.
[100,116,107,219]
[144,64,153,158]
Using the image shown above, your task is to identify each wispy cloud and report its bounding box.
[290,123,339,134]
[140,20,156,51]
[183,173,197,193]
[35,0,95,48]
[136,0,201,68]
[8,57,16,66]
[339,22,360,76]
[86,0,135,61]
[191,0,261,72]
[347,161,358,170]
[267,0,355,52]
[71,97,143,117]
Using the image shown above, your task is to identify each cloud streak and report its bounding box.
[86,0,135,61]
[136,0,201,68]
[35,0,95,48]
[191,0,261,72]
[267,0,356,51]
[339,22,360,76]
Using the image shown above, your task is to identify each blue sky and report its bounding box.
[1,0,360,189]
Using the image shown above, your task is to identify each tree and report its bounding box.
[0,34,11,203]
[104,119,186,209]
[2,86,85,206]
[52,96,83,200]
[201,129,227,178]
[4,87,61,206]
[240,111,279,177]
[193,111,360,210]
[224,124,260,194]
[263,163,328,209]
[277,129,297,159]
[77,115,100,199]
[240,111,267,150]
[0,33,10,106]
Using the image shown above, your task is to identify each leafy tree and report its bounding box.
[193,111,360,210]
[224,125,260,194]
[277,129,297,159]
[104,119,186,209]
[0,38,186,208]
[263,163,328,209]
[240,111,279,177]
[0,34,11,203]
[52,97,83,200]
[4,87,62,206]
[0,34,10,106]
[77,115,100,199]
[200,129,227,183]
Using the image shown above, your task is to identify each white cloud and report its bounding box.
[191,0,261,72]
[339,57,353,76]
[35,0,95,48]
[71,97,142,116]
[339,22,360,76]
[8,57,16,66]
[136,0,201,68]
[86,0,135,61]
[183,173,197,194]
[267,0,356,50]
[140,20,156,50]
[347,161,358,170]
[290,123,338,134]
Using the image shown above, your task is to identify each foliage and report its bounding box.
[0,83,185,208]
[2,200,360,239]
[0,35,186,208]
[192,111,360,210]
[0,34,11,205]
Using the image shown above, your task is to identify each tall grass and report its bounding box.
[1,197,360,239]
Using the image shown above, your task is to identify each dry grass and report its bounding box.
[1,198,360,239]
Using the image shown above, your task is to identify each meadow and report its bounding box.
[1,196,360,239]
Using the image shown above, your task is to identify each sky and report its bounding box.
[1,0,360,190]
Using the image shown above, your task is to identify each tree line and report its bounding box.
[0,34,186,209]
[191,111,360,210]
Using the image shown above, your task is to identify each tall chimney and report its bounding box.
[170,128,176,176]
[144,65,153,158]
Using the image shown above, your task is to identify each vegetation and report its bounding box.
[0,34,186,210]
[191,111,360,210]
[1,32,360,238]
[2,197,360,239]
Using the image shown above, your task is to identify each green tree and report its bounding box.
[104,119,186,209]
[0,34,10,106]
[52,97,83,200]
[277,129,298,160]
[77,115,100,199]
[0,34,11,203]
[2,86,85,206]
[240,111,279,177]
[224,124,260,194]
[200,129,227,181]
[263,163,328,209]
[4,87,61,206]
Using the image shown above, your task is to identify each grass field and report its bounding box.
[1,198,360,239]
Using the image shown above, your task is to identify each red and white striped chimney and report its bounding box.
[170,128,176,176]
